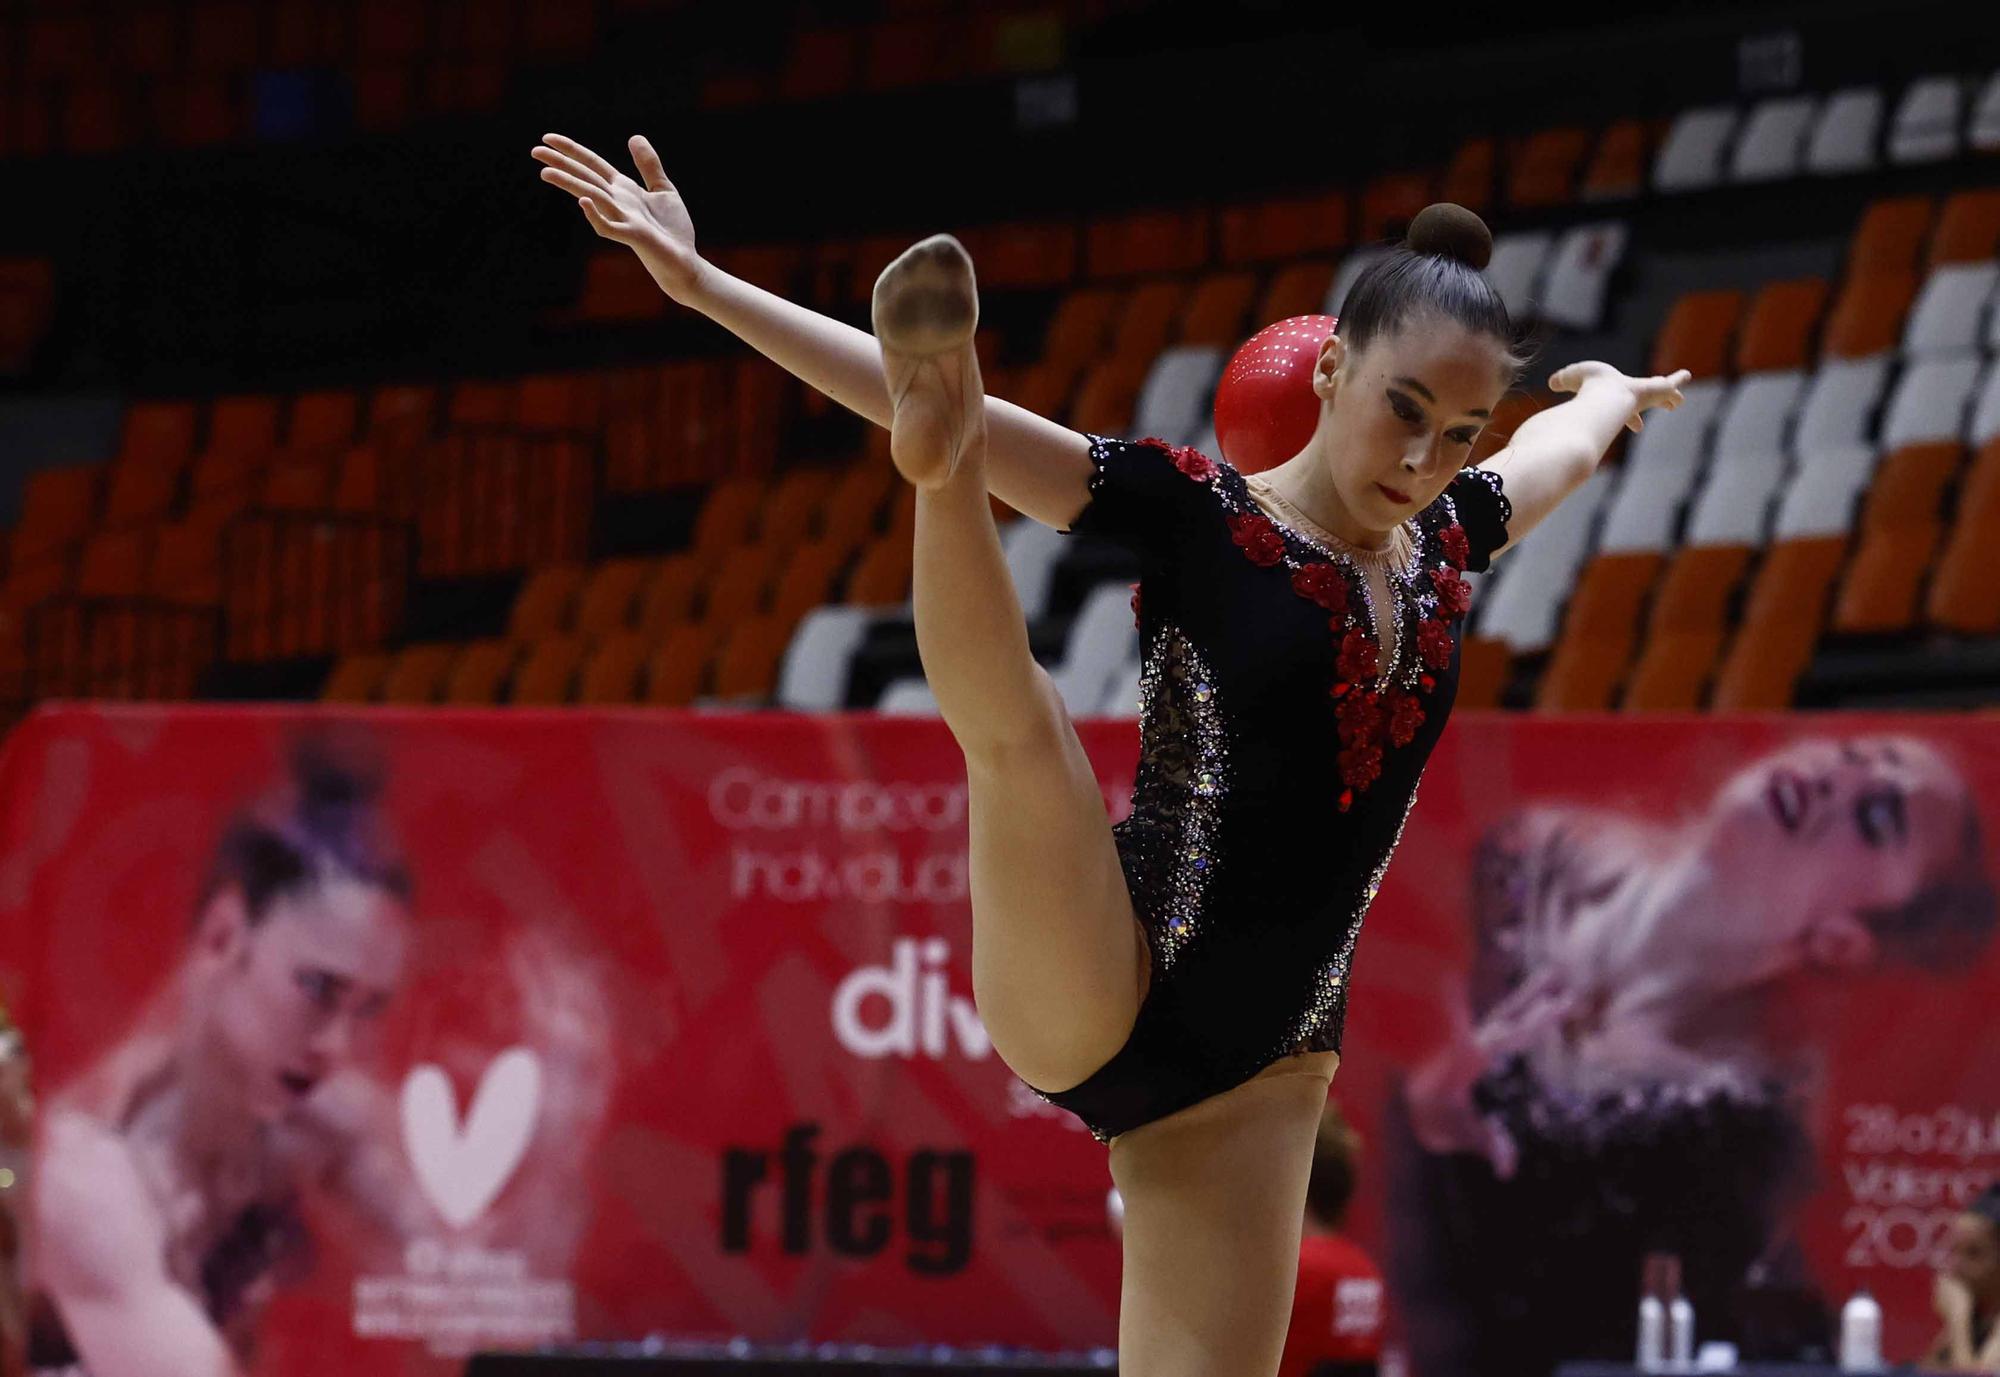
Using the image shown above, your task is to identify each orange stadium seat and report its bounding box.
[957,222,1080,290]
[769,540,848,629]
[1178,272,1259,349]
[507,565,586,639]
[1622,545,1754,711]
[1534,552,1662,710]
[12,466,102,571]
[1358,171,1434,241]
[1926,441,2000,633]
[1821,271,1918,359]
[1928,189,2000,265]
[577,631,649,703]
[646,620,725,705]
[521,0,598,56]
[1824,272,1912,360]
[1848,196,1935,276]
[637,553,712,635]
[1441,136,1497,211]
[187,446,264,501]
[1710,537,1847,710]
[1085,210,1210,279]
[1508,126,1593,208]
[1651,290,1745,379]
[380,644,458,704]
[574,251,668,322]
[1070,357,1151,436]
[206,395,282,458]
[691,479,765,557]
[323,653,392,703]
[862,18,966,91]
[1255,262,1337,326]
[444,640,517,704]
[511,636,588,705]
[1040,287,1125,379]
[1579,119,1655,201]
[761,470,837,550]
[777,27,860,102]
[260,455,336,510]
[1109,281,1189,364]
[449,380,515,428]
[516,374,602,432]
[574,559,656,636]
[822,460,896,553]
[75,529,150,600]
[701,548,774,628]
[357,0,426,60]
[1219,192,1349,266]
[712,614,793,700]
[846,530,913,606]
[367,384,437,454]
[1455,636,1512,709]
[1733,279,1830,373]
[287,390,360,450]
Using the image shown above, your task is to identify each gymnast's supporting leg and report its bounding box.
[872,235,1148,1094]
[1110,1051,1340,1377]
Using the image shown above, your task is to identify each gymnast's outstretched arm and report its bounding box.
[1478,361,1690,555]
[532,133,1094,530]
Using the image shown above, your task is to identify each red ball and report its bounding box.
[1213,314,1337,474]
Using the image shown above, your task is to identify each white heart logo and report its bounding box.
[400,1048,542,1229]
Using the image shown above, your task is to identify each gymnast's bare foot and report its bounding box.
[872,234,985,490]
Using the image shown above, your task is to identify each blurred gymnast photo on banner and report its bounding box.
[1,1,1998,1375]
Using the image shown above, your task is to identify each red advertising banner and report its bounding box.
[0,707,1994,1375]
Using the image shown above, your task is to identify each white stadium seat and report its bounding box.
[1132,346,1224,449]
[877,677,939,715]
[1003,515,1067,621]
[1051,581,1141,718]
[1325,247,1390,316]
[1889,75,1964,164]
[1731,96,1818,182]
[1881,355,1984,449]
[1972,360,2000,448]
[1654,106,1740,192]
[1475,468,1612,653]
[1806,88,1884,175]
[1973,70,2000,153]
[775,605,873,710]
[1597,380,1726,553]
[1687,448,1791,545]
[1793,357,1892,453]
[1096,656,1142,718]
[1903,263,2000,359]
[1484,232,1554,320]
[1774,444,1876,538]
[1713,371,1807,460]
[1539,222,1629,331]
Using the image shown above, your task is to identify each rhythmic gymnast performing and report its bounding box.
[533,130,1689,1373]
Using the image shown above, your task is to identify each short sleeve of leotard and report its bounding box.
[1062,434,1215,571]
[1447,465,1513,573]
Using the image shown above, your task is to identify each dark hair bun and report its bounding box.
[1405,203,1493,271]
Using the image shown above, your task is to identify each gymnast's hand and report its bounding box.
[532,132,705,302]
[1548,361,1692,434]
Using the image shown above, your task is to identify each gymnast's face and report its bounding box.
[1312,320,1511,533]
[192,878,410,1123]
[1708,737,1971,970]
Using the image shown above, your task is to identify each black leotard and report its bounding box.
[1029,434,1512,1142]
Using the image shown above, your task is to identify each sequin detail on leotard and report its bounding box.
[1121,622,1229,976]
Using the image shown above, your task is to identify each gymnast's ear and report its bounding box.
[1312,334,1347,402]
[194,885,254,967]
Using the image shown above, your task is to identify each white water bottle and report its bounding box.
[1637,1294,1667,1372]
[1668,1295,1695,1369]
[1839,1289,1883,1372]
